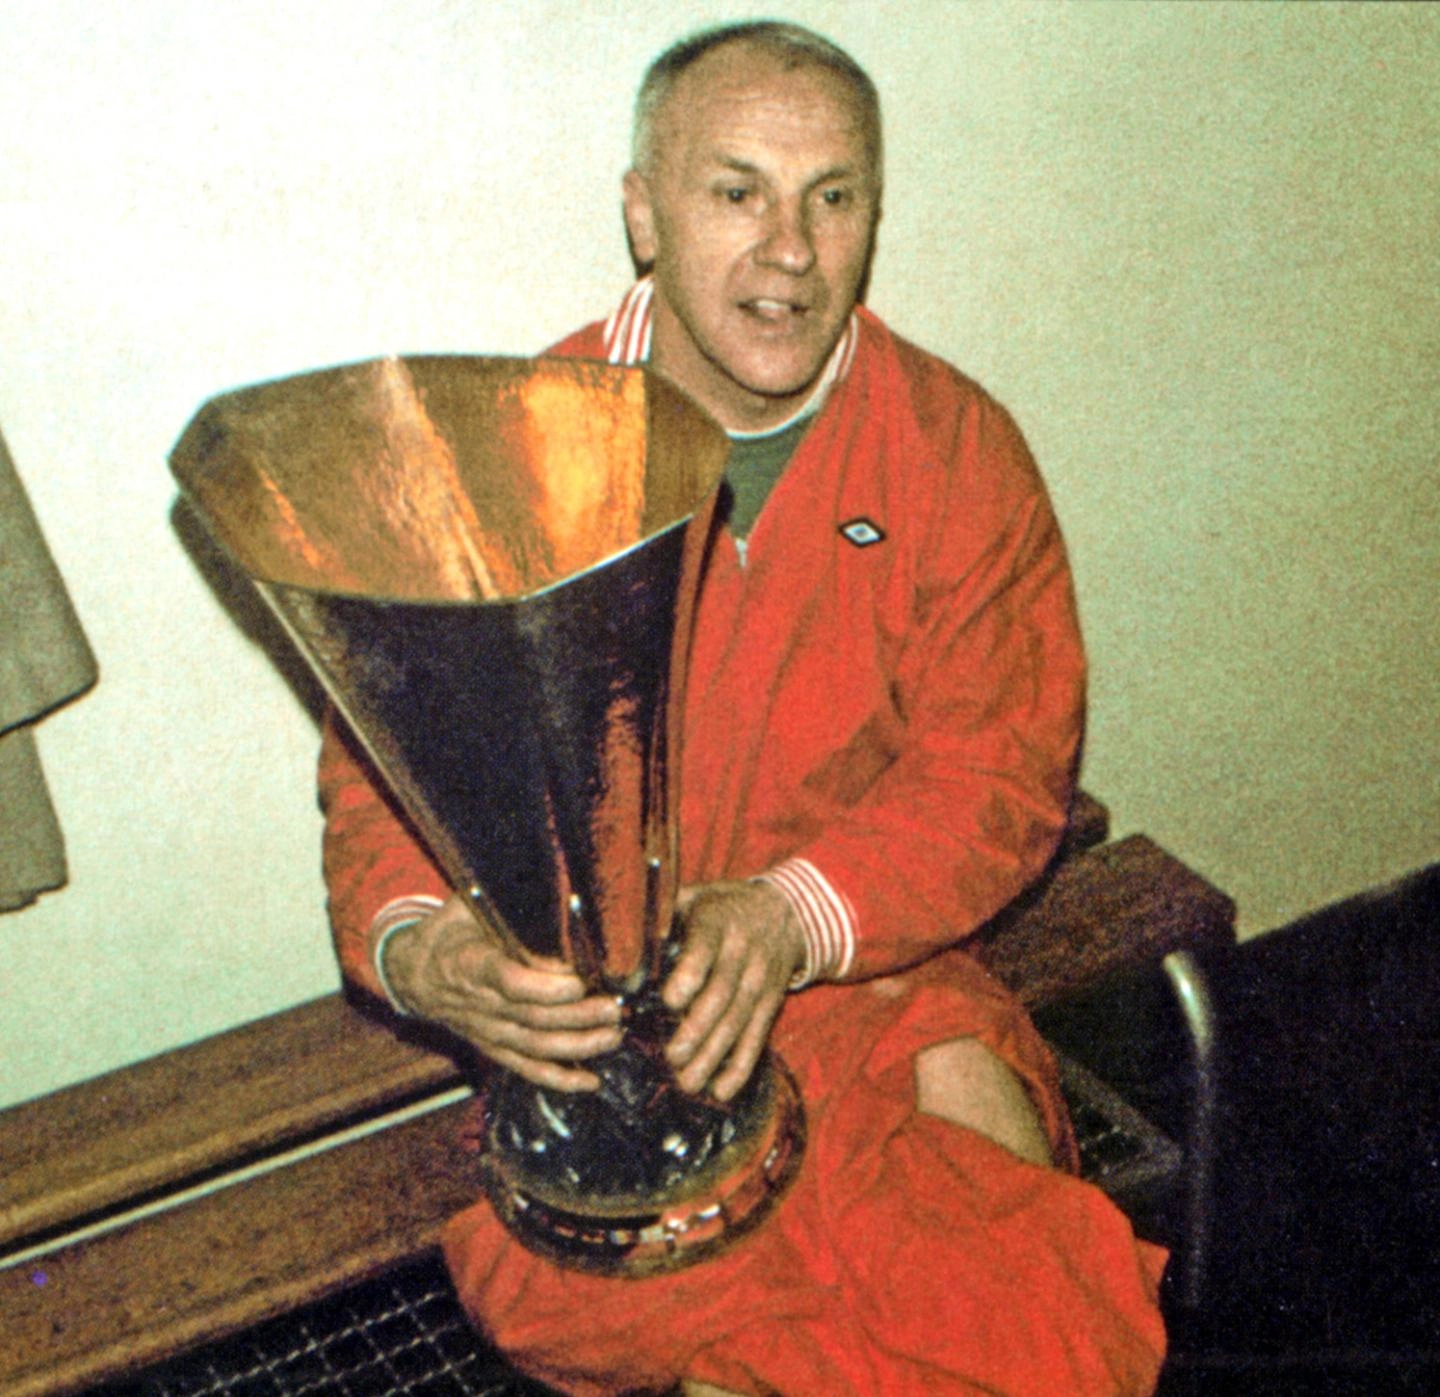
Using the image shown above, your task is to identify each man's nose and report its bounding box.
[756,198,816,274]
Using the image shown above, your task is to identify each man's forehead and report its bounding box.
[658,42,875,161]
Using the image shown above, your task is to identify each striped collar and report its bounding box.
[601,276,859,433]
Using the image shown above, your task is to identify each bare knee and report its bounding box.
[915,1037,1053,1166]
[681,1384,742,1397]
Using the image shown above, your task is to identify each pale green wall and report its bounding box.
[1,1,1436,1110]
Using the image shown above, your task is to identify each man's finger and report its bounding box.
[707,994,784,1102]
[663,916,749,1062]
[660,921,722,1014]
[669,958,767,1091]
[484,955,596,1007]
[487,989,624,1033]
[485,1044,605,1094]
[673,968,780,1096]
[477,1017,625,1065]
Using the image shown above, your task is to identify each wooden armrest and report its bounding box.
[0,1098,479,1397]
[0,994,462,1251]
[1060,789,1110,858]
[969,834,1237,1010]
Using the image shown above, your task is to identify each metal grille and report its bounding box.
[92,1257,556,1397]
[1058,1050,1184,1208]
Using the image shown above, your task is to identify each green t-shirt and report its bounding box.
[723,414,814,540]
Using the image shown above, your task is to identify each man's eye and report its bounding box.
[819,187,851,208]
[724,186,752,204]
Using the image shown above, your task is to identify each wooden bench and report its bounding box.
[0,794,1234,1395]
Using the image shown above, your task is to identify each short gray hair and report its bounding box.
[632,20,883,178]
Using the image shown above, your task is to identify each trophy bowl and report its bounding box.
[171,354,806,1276]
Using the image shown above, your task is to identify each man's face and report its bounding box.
[623,44,881,432]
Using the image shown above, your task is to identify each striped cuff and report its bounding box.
[369,895,445,1013]
[755,857,856,989]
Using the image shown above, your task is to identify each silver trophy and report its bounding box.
[171,355,805,1276]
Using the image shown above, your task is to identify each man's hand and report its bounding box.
[381,892,623,1093]
[662,880,806,1102]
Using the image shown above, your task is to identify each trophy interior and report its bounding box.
[170,354,730,602]
[170,354,731,987]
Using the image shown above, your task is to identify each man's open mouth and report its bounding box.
[741,297,809,322]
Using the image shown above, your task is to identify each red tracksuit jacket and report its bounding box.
[318,297,1166,1395]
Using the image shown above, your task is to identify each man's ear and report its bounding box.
[622,169,658,269]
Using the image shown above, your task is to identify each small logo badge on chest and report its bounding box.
[839,517,886,548]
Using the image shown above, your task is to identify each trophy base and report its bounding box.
[477,1027,806,1278]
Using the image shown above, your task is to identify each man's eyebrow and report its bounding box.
[704,154,865,186]
[707,155,763,176]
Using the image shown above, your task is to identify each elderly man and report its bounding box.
[322,21,1166,1396]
